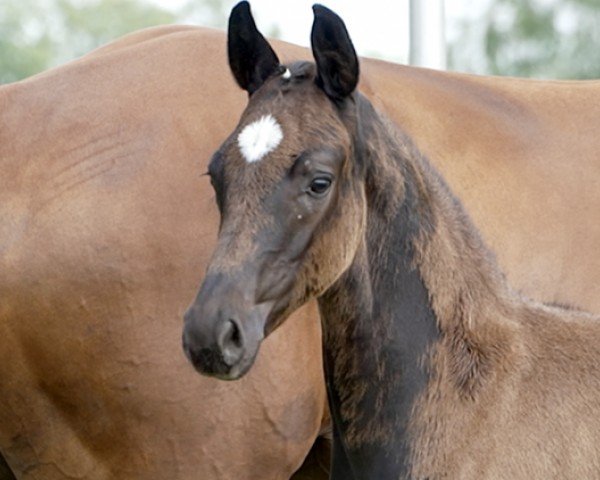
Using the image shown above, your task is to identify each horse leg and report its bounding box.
[0,451,16,480]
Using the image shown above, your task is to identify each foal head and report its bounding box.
[183,2,367,379]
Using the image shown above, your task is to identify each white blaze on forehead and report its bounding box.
[237,114,283,163]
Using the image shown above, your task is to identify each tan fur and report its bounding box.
[0,28,326,480]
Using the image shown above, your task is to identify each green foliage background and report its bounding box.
[1,0,599,84]
[448,0,600,79]
[0,0,227,84]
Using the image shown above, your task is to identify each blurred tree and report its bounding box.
[0,1,57,83]
[0,0,226,84]
[448,0,600,79]
[56,0,178,62]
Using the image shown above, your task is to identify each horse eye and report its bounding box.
[308,177,332,196]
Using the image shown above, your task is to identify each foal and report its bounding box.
[183,3,600,478]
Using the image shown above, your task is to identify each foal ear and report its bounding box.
[311,4,359,100]
[228,1,281,95]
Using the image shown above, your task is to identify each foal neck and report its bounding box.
[318,95,518,476]
[358,94,515,376]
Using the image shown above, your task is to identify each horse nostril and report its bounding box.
[217,319,245,366]
[228,321,243,348]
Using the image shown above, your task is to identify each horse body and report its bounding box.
[185,3,600,479]
[2,10,600,480]
[0,27,325,480]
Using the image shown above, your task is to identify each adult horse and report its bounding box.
[184,3,600,478]
[2,8,600,480]
[0,24,325,480]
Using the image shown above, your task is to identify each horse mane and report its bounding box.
[355,92,527,397]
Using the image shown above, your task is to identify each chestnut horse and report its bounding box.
[2,5,600,480]
[184,3,600,479]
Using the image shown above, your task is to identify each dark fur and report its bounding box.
[186,4,600,479]
[0,452,15,480]
[227,1,281,94]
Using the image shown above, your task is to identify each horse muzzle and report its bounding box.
[182,273,269,380]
